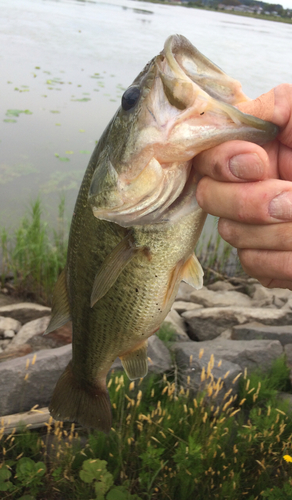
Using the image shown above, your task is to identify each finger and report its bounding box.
[218,218,292,251]
[194,140,271,182]
[238,248,292,289]
[238,84,292,148]
[196,177,292,224]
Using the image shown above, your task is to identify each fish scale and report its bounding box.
[45,34,278,433]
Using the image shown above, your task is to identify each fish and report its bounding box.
[45,34,278,433]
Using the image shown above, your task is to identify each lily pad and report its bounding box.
[71,98,91,102]
[6,109,32,117]
[3,119,17,123]
[50,110,60,113]
[80,150,91,154]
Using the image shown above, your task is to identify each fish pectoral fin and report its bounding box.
[120,341,148,380]
[91,232,148,307]
[181,253,204,290]
[44,268,71,335]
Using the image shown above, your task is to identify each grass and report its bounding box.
[1,198,67,305]
[1,354,292,499]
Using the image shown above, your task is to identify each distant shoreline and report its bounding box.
[139,0,292,24]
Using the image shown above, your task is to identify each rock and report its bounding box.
[217,328,232,339]
[182,307,292,341]
[189,339,283,372]
[172,301,202,314]
[172,342,242,403]
[274,297,286,308]
[190,288,252,308]
[175,282,195,302]
[0,303,51,324]
[0,344,32,362]
[0,344,72,415]
[251,285,292,306]
[207,281,237,292]
[3,330,15,339]
[282,297,292,310]
[232,322,292,346]
[251,299,275,308]
[0,340,10,349]
[0,316,21,334]
[9,316,50,346]
[163,310,189,341]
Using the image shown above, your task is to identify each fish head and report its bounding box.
[88,34,278,226]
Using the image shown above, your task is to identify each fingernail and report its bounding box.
[229,153,264,180]
[269,192,292,220]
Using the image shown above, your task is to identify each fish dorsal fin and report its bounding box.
[119,341,148,380]
[44,268,71,335]
[91,232,147,307]
[181,253,204,290]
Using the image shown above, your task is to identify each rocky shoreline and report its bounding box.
[1,278,292,419]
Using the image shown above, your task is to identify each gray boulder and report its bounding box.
[0,316,21,335]
[232,322,292,346]
[185,338,283,372]
[0,344,72,415]
[163,310,189,341]
[251,285,292,306]
[9,316,50,346]
[172,342,242,403]
[182,307,292,341]
[190,287,252,308]
[207,281,237,292]
[171,301,202,314]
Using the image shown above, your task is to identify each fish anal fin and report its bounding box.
[49,361,112,433]
[44,268,71,335]
[91,232,149,307]
[182,253,204,290]
[120,341,148,380]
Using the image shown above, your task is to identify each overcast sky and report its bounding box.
[279,0,292,8]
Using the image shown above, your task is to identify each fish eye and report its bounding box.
[121,86,140,111]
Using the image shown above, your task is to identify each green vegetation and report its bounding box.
[1,198,67,305]
[1,355,292,498]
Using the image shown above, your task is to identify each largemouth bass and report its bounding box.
[45,35,278,433]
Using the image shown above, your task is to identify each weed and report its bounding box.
[1,197,67,304]
[1,356,292,499]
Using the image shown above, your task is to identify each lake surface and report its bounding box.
[0,0,291,230]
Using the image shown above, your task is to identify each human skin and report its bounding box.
[195,84,292,290]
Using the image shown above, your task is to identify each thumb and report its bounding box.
[237,88,275,122]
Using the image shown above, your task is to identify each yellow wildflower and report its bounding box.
[283,455,292,463]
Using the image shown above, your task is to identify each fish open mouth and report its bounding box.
[88,35,278,227]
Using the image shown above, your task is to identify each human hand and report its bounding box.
[195,84,292,289]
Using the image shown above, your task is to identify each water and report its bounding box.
[0,0,291,228]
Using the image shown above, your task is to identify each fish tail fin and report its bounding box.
[49,361,112,433]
